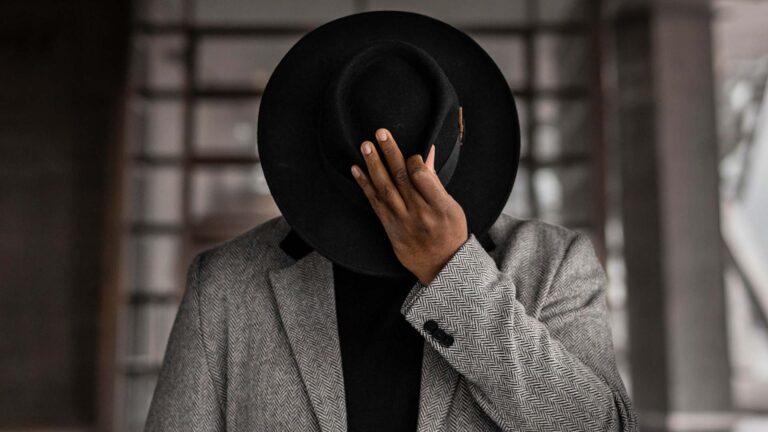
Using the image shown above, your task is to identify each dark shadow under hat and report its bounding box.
[258,11,520,277]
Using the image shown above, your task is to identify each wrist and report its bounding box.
[417,260,448,286]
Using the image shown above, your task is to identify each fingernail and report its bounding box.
[376,130,387,142]
[351,165,360,178]
[362,142,372,155]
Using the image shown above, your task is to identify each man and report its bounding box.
[145,11,637,432]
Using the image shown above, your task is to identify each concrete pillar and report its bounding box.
[609,0,732,430]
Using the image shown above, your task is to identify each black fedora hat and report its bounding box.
[258,11,520,277]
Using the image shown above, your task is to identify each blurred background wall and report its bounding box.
[0,0,130,429]
[0,0,766,431]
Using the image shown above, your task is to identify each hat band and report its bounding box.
[435,131,461,185]
[318,132,462,212]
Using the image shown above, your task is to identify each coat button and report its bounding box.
[423,320,438,334]
[432,329,454,347]
[442,334,454,347]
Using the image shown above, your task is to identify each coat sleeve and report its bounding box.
[400,231,638,431]
[145,253,226,431]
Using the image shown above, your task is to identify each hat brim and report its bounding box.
[258,11,520,277]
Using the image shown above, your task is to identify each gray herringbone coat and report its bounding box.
[145,213,638,431]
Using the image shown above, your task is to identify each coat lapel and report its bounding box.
[268,248,347,432]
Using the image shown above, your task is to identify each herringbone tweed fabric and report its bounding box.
[145,213,638,431]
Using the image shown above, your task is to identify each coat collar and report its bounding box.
[269,227,493,431]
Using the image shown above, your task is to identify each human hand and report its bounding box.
[350,128,468,285]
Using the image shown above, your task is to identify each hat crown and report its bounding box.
[320,40,461,206]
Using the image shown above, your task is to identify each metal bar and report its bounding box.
[132,23,315,36]
[178,0,196,304]
[131,22,588,37]
[587,0,608,264]
[129,222,184,236]
[190,88,264,98]
[136,86,587,101]
[523,0,540,218]
[464,23,587,35]
[122,360,162,377]
[519,152,591,168]
[132,154,184,166]
[133,154,260,166]
[137,151,592,170]
[96,33,132,432]
[128,291,178,305]
[190,155,260,165]
[135,88,184,99]
[561,218,596,229]
[511,86,589,99]
[135,87,263,99]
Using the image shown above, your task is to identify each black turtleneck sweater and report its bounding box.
[332,262,424,432]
